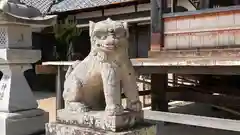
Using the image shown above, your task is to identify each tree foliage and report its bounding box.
[53,19,82,60]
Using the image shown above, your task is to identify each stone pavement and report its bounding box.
[35,91,56,122]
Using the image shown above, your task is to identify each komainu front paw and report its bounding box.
[65,102,90,113]
[105,104,124,116]
[126,100,142,112]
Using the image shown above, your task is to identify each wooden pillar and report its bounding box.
[129,24,138,58]
[234,0,239,5]
[171,0,177,12]
[173,73,177,87]
[151,0,165,51]
[150,0,168,111]
[56,66,65,110]
[151,74,168,111]
[134,24,139,58]
[199,0,210,9]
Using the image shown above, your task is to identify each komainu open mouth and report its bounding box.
[102,44,116,50]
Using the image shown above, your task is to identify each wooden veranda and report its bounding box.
[146,0,240,133]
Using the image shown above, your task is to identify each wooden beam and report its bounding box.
[167,86,240,97]
[121,90,151,98]
[149,48,240,59]
[134,66,240,75]
[123,86,240,99]
[76,11,150,25]
[200,86,240,97]
[151,74,168,111]
[167,91,240,107]
[40,65,240,76]
[144,110,240,132]
[211,105,240,116]
[187,0,198,9]
[234,0,240,5]
[41,60,240,75]
[75,5,240,28]
[104,5,135,16]
[35,65,57,74]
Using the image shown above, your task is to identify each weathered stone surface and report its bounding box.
[57,109,143,132]
[65,102,90,113]
[46,122,156,135]
[63,18,142,116]
[0,0,57,26]
[0,64,39,112]
[0,109,48,135]
[0,49,41,64]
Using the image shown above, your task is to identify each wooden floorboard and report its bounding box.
[167,91,240,107]
[144,110,240,132]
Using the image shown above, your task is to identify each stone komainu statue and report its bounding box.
[63,18,142,116]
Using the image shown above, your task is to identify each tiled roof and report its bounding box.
[50,0,136,13]
[19,0,136,14]
[20,0,54,14]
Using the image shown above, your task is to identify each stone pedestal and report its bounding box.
[57,109,143,132]
[46,122,156,135]
[46,109,156,135]
[0,109,48,135]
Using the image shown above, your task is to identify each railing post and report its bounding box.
[151,74,168,111]
[56,66,64,110]
[150,0,168,112]
[150,0,165,51]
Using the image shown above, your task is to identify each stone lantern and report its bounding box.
[0,0,57,135]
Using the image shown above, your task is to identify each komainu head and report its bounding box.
[89,18,129,52]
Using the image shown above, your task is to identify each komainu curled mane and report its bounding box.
[63,18,142,116]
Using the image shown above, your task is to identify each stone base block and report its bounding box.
[0,109,48,135]
[0,49,41,64]
[57,109,143,132]
[46,122,156,135]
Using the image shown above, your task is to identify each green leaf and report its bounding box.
[53,18,82,60]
